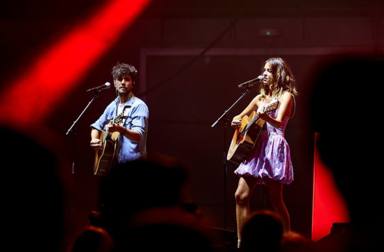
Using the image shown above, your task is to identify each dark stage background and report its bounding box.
[2,0,384,246]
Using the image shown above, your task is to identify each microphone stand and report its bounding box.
[211,76,260,128]
[211,79,255,231]
[65,91,101,175]
[211,90,249,128]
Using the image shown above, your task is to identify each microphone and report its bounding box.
[237,75,263,89]
[86,82,112,93]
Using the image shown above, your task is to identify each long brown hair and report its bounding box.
[260,57,298,98]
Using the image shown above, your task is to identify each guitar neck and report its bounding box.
[244,113,260,132]
[245,101,278,131]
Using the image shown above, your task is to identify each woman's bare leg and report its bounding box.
[235,176,255,247]
[266,180,291,231]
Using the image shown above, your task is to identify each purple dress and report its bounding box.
[234,100,294,184]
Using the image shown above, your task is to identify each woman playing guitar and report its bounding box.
[231,57,297,249]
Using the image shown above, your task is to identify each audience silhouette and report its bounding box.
[281,230,316,252]
[310,53,384,252]
[1,125,64,251]
[240,210,284,252]
[71,154,215,251]
[71,225,113,252]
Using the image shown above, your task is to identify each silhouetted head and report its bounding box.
[240,210,284,252]
[71,226,113,252]
[309,53,384,250]
[117,207,214,252]
[98,154,190,238]
[281,231,315,252]
[1,125,64,251]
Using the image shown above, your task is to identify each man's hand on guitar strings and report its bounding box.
[90,138,102,148]
[106,123,124,133]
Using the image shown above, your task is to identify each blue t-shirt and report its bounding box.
[91,96,149,162]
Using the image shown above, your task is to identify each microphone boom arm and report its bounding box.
[237,76,262,89]
[211,89,251,128]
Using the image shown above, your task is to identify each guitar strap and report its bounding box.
[114,105,131,135]
[121,105,131,125]
[112,105,131,160]
[115,103,131,124]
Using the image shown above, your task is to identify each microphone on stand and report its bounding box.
[237,75,263,89]
[86,82,112,93]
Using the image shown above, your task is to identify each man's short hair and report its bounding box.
[112,63,138,81]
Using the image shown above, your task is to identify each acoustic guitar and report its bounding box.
[93,112,126,176]
[227,100,279,166]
